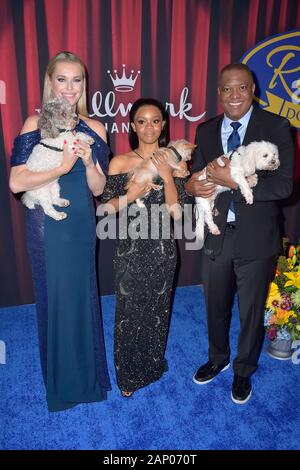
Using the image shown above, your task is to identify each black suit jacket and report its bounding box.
[192,106,295,260]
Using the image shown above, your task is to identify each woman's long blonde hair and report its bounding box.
[42,51,88,116]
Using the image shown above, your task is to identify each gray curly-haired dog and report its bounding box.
[22,98,94,220]
[194,140,280,247]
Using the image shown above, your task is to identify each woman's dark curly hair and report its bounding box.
[128,98,169,150]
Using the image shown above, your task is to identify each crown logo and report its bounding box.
[107,64,140,92]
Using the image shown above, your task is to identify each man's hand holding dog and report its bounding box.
[206,157,238,189]
[185,169,216,198]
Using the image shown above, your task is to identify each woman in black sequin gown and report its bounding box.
[100,99,188,396]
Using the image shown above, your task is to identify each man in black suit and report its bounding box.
[186,63,294,404]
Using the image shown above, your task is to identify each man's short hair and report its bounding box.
[219,63,254,84]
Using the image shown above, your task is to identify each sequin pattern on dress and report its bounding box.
[101,174,188,392]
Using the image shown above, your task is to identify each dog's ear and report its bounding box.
[241,143,258,174]
[38,112,47,137]
[237,145,245,152]
[38,104,60,139]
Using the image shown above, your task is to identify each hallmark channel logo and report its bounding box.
[241,30,300,130]
[91,64,205,134]
[107,64,140,92]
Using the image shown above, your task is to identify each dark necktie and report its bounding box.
[227,122,241,215]
[227,121,241,152]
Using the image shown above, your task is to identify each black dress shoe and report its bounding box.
[193,360,230,384]
[231,374,252,404]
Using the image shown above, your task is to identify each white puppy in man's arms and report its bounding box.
[194,140,280,246]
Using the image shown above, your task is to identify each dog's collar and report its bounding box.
[168,146,182,162]
[40,142,63,152]
[58,128,74,133]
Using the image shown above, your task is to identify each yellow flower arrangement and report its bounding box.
[265,240,300,341]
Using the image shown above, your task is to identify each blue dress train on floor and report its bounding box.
[11,119,111,411]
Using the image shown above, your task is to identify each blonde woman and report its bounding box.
[9,51,111,411]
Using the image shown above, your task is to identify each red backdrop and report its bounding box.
[0,0,299,306]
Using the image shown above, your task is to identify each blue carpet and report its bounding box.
[0,286,299,450]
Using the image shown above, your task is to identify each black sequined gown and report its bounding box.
[101,174,188,392]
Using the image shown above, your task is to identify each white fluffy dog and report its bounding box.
[126,139,195,207]
[195,140,280,246]
[22,98,94,220]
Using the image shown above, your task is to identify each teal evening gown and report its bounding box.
[11,120,111,411]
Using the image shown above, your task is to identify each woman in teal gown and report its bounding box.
[10,52,111,412]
